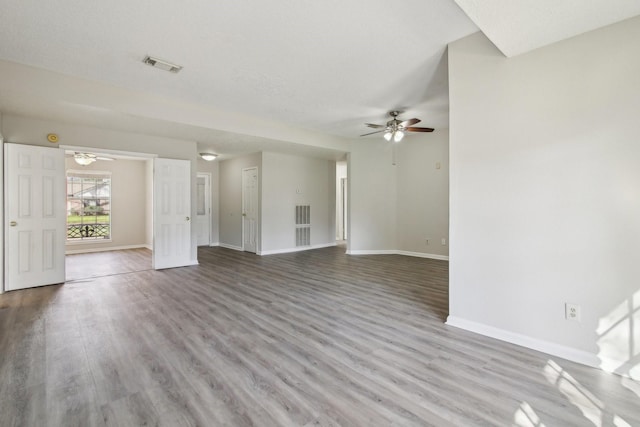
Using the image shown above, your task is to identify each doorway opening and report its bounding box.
[62,148,154,281]
[336,160,348,247]
[242,167,258,253]
[196,173,212,246]
[4,143,194,291]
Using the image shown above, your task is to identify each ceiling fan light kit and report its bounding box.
[72,152,115,165]
[199,153,218,161]
[74,152,97,166]
[361,110,434,141]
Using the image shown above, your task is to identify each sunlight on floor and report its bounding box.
[621,376,640,399]
[596,290,639,378]
[513,402,546,426]
[613,415,632,427]
[543,359,632,427]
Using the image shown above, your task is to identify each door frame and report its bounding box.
[341,177,348,240]
[2,143,197,291]
[196,172,212,246]
[241,166,259,253]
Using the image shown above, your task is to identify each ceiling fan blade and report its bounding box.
[400,118,421,127]
[96,156,115,161]
[365,123,386,129]
[406,127,434,132]
[360,130,386,137]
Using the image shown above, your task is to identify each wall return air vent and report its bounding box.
[295,205,311,247]
[142,55,183,73]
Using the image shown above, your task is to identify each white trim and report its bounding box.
[209,242,220,247]
[60,145,157,160]
[258,242,336,256]
[66,239,113,245]
[219,243,243,251]
[445,316,600,369]
[155,259,199,270]
[347,249,396,255]
[143,244,153,250]
[241,166,259,253]
[345,249,449,261]
[396,250,449,261]
[65,244,151,255]
[196,172,212,247]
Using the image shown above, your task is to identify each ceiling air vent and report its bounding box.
[142,55,182,73]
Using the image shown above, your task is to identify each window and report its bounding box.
[66,171,111,241]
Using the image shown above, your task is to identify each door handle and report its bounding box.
[10,221,17,227]
[242,213,247,217]
[186,216,190,221]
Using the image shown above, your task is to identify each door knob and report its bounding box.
[186,216,190,221]
[10,221,17,227]
[242,213,247,217]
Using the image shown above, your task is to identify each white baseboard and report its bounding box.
[347,249,397,255]
[445,315,600,369]
[143,244,152,250]
[397,250,449,261]
[155,259,199,269]
[219,243,243,251]
[346,249,449,261]
[259,242,336,256]
[66,244,151,255]
[209,242,220,247]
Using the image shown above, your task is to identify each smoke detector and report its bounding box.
[142,56,182,73]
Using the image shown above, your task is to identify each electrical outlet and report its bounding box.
[441,238,446,246]
[565,303,581,322]
[425,238,430,245]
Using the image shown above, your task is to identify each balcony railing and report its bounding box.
[67,224,110,240]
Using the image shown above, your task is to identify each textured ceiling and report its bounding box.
[0,1,638,157]
[454,0,640,57]
[0,0,477,155]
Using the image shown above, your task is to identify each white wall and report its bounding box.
[0,117,4,293]
[65,157,147,252]
[347,135,450,258]
[218,152,262,250]
[197,158,220,245]
[447,16,640,376]
[347,139,397,253]
[261,152,336,254]
[396,131,449,258]
[1,114,199,264]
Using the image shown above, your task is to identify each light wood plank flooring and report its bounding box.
[1,247,638,426]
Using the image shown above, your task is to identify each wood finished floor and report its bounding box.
[65,248,152,281]
[1,246,638,426]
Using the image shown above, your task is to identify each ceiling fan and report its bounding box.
[361,111,434,142]
[68,152,115,166]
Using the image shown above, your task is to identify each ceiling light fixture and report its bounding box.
[384,129,404,142]
[74,153,97,166]
[142,55,183,73]
[199,153,218,161]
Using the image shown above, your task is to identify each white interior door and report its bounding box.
[153,158,192,269]
[242,167,258,253]
[5,143,66,291]
[195,173,211,246]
